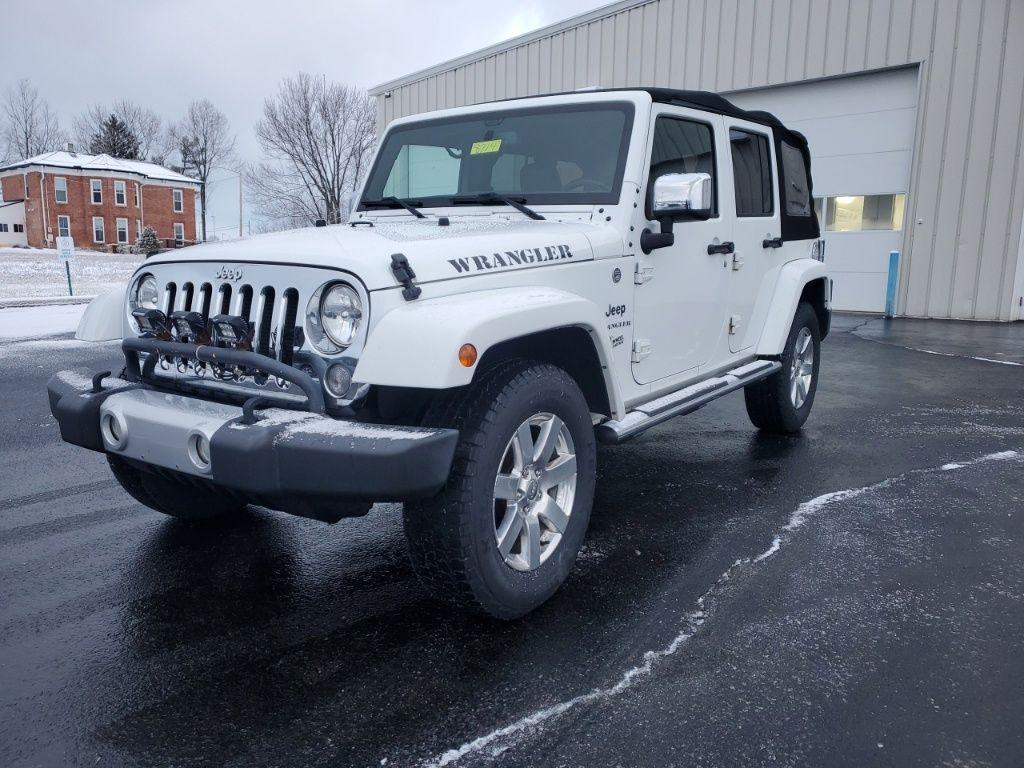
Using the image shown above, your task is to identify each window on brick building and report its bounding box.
[58,215,70,237]
[136,219,142,240]
[116,217,129,244]
[172,189,183,212]
[134,184,140,207]
[173,222,185,243]
[90,179,102,204]
[93,216,105,243]
[55,177,68,204]
[114,180,126,206]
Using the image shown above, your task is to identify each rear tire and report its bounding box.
[107,455,246,520]
[744,301,821,434]
[404,360,596,620]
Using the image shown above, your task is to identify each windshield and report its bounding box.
[360,102,634,209]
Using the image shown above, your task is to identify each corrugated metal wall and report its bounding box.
[370,0,1024,321]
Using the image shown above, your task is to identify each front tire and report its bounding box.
[404,360,597,619]
[744,301,821,434]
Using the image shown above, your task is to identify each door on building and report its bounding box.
[729,66,920,313]
[632,107,730,385]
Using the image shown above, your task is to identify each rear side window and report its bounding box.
[779,141,811,217]
[648,117,717,216]
[730,129,773,217]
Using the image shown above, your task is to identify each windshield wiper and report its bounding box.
[361,196,426,219]
[451,193,545,221]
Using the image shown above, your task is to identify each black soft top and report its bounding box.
[639,88,810,150]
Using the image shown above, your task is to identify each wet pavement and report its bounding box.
[1,316,1022,767]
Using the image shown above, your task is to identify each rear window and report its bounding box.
[779,140,811,217]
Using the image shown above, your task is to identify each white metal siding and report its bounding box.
[372,0,1024,321]
[729,68,919,312]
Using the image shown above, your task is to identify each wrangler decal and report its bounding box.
[447,243,575,274]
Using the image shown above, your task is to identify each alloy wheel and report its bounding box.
[492,412,578,572]
[789,326,815,409]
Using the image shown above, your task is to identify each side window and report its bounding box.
[648,116,717,216]
[779,141,811,217]
[729,129,773,217]
[383,145,461,199]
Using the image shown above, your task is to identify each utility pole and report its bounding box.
[238,173,243,238]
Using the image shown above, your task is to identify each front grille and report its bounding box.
[161,279,299,363]
[135,262,368,406]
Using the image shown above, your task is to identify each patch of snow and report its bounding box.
[906,346,1022,367]
[0,303,86,340]
[0,247,141,301]
[53,369,132,394]
[227,407,435,443]
[2,150,197,185]
[373,217,521,242]
[416,448,1024,767]
[0,338,118,360]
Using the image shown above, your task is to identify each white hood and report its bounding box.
[146,215,613,292]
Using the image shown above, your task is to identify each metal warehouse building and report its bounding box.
[370,0,1024,321]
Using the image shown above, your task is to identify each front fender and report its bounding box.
[75,287,126,342]
[755,259,829,356]
[354,286,617,390]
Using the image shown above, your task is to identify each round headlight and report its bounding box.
[305,282,363,353]
[132,274,159,311]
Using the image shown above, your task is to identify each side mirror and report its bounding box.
[641,172,714,254]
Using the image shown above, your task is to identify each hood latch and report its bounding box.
[390,253,422,301]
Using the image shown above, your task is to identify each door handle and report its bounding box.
[762,237,783,249]
[707,241,735,255]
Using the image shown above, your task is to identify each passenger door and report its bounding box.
[722,120,781,354]
[632,108,731,385]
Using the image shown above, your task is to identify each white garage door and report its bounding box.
[729,67,920,312]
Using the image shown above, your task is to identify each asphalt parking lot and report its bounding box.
[1,315,1022,768]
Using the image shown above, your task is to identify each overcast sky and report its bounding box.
[6,0,609,236]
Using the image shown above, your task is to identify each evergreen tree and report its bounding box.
[89,114,141,159]
[134,225,161,256]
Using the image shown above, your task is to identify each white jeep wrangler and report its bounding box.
[50,88,829,618]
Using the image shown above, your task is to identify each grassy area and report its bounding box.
[0,247,142,301]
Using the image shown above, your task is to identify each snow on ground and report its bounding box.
[0,247,141,301]
[0,303,87,341]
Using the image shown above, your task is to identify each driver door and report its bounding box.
[632,108,731,385]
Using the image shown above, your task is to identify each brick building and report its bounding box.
[0,151,200,251]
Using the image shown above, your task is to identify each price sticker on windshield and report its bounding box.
[470,139,502,155]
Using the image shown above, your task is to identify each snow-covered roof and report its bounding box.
[0,151,200,186]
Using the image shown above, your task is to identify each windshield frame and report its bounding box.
[358,101,636,211]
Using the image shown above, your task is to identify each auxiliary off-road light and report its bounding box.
[210,314,252,349]
[170,310,211,344]
[131,308,171,340]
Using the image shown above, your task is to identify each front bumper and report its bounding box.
[47,370,458,516]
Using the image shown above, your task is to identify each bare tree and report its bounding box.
[1,79,65,163]
[171,99,236,241]
[247,74,376,230]
[73,100,167,161]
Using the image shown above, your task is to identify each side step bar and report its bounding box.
[597,359,782,444]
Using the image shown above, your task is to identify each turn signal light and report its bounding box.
[458,343,478,368]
